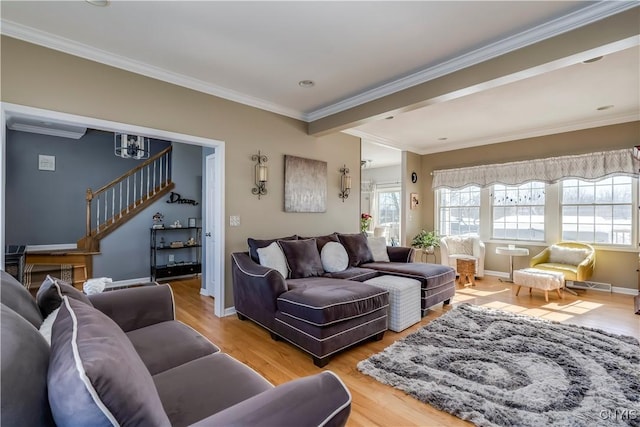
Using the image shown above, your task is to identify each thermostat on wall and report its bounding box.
[38,155,56,171]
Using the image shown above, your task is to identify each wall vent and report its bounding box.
[567,280,612,293]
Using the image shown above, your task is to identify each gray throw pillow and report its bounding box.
[48,297,170,426]
[36,275,92,318]
[300,233,340,252]
[278,238,325,279]
[248,235,298,263]
[337,233,374,266]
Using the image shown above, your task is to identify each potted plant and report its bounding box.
[411,230,440,254]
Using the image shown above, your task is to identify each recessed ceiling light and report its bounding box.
[85,0,110,5]
[438,137,448,141]
[596,105,614,111]
[582,56,603,64]
[298,80,315,88]
[385,116,394,120]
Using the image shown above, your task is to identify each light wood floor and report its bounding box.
[168,275,639,427]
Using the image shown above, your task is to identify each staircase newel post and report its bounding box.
[85,188,93,237]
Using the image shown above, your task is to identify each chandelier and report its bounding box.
[114,133,150,160]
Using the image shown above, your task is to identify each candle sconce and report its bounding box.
[339,165,351,202]
[252,151,268,199]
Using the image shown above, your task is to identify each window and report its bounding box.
[561,177,633,245]
[438,186,480,236]
[492,182,545,241]
[375,189,401,243]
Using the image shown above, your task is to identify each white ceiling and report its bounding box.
[1,1,639,165]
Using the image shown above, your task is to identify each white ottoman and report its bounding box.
[513,268,565,302]
[364,275,421,332]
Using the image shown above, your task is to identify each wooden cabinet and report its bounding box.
[150,227,202,281]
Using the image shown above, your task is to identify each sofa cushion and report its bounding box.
[1,304,55,427]
[257,242,289,279]
[277,278,388,326]
[154,353,273,427]
[278,238,325,279]
[367,236,390,262]
[548,245,589,265]
[36,275,92,317]
[48,297,170,426]
[322,267,380,282]
[301,233,340,252]
[0,270,43,328]
[446,236,474,255]
[127,320,220,375]
[248,235,297,263]
[337,233,374,266]
[320,242,349,273]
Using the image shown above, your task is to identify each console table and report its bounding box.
[495,246,529,283]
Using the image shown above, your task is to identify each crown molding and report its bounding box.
[306,1,639,121]
[0,20,305,121]
[1,2,636,123]
[417,112,640,155]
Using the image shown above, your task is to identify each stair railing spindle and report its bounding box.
[146,164,150,199]
[153,161,157,194]
[119,181,123,218]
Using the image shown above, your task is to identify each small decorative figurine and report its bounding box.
[152,212,164,229]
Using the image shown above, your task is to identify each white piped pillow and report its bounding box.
[548,245,589,265]
[257,242,288,279]
[321,242,349,272]
[367,237,390,262]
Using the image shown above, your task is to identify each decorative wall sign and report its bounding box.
[166,191,199,206]
[284,155,327,213]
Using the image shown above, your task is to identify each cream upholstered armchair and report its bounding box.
[440,234,485,278]
[529,242,595,282]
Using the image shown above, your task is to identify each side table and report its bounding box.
[496,246,529,282]
[456,258,476,286]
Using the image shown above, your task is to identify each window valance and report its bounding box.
[432,148,639,189]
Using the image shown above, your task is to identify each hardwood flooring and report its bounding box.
[167,275,639,427]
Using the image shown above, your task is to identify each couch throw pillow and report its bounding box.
[36,275,92,318]
[320,242,349,272]
[447,236,474,256]
[367,237,390,262]
[300,233,340,252]
[549,245,589,265]
[257,242,289,279]
[337,233,374,267]
[247,235,297,263]
[277,238,325,279]
[48,297,170,426]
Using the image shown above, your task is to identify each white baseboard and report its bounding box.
[484,270,509,279]
[224,306,237,317]
[611,286,639,296]
[26,243,77,252]
[199,288,210,296]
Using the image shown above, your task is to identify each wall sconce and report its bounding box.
[251,151,268,199]
[339,165,351,202]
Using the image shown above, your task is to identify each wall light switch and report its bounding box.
[230,216,240,227]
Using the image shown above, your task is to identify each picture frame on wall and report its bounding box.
[188,217,197,227]
[410,193,419,210]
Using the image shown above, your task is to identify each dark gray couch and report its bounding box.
[232,233,456,367]
[0,271,352,427]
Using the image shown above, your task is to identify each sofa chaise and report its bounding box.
[0,271,352,427]
[232,232,456,367]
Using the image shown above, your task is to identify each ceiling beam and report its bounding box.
[308,7,640,137]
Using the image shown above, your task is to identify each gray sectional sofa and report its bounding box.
[0,271,352,427]
[232,232,456,367]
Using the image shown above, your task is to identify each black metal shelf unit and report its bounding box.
[150,227,202,280]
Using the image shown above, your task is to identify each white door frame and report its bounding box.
[0,102,227,317]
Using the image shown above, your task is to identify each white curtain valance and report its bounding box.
[432,148,639,189]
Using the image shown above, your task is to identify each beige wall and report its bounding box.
[1,37,361,307]
[403,151,422,248]
[419,121,640,290]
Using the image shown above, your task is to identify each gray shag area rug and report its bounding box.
[357,304,640,427]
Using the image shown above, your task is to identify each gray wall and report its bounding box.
[5,129,170,245]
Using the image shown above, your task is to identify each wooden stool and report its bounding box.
[456,258,476,286]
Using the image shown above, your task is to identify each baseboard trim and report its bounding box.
[199,288,210,296]
[26,243,77,252]
[484,270,509,279]
[224,306,237,317]
[611,286,639,296]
